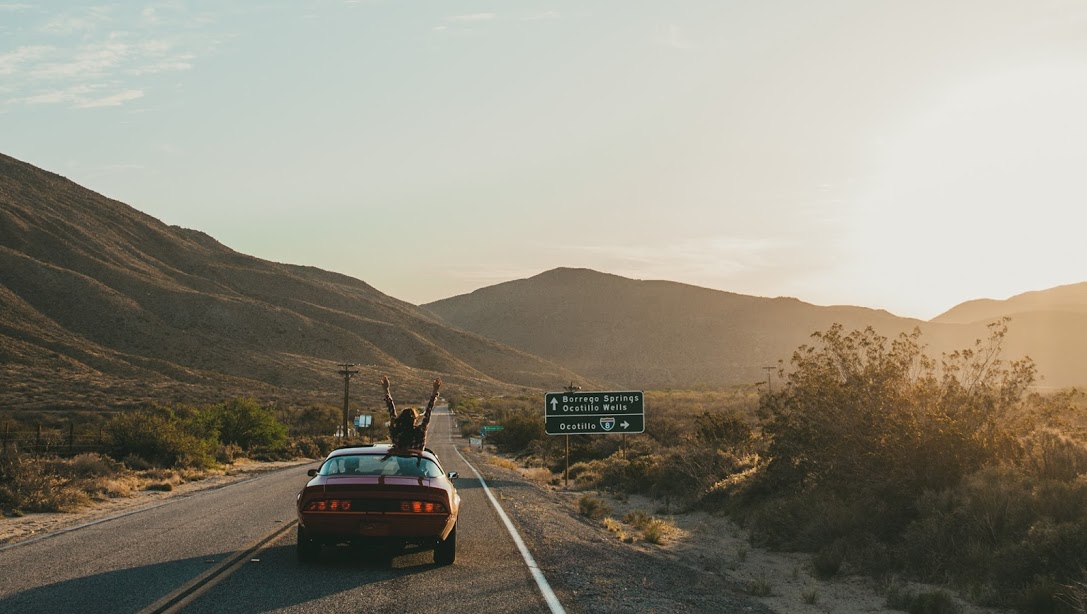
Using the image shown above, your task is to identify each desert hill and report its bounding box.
[0,153,584,411]
[424,268,1087,390]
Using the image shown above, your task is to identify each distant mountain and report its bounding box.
[932,282,1087,389]
[0,153,584,411]
[933,282,1087,324]
[425,268,1087,390]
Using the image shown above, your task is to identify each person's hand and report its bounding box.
[381,375,390,392]
[433,377,442,394]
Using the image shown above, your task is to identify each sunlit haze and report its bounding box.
[3,1,1085,320]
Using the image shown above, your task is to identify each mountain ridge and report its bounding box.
[426,267,1087,390]
[0,152,585,411]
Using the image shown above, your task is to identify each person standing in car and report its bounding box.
[383,375,442,450]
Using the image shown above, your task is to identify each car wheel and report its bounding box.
[434,524,456,566]
[297,526,321,563]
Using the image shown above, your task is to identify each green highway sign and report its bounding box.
[544,391,645,435]
[481,425,504,432]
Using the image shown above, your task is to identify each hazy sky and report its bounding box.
[3,1,1086,320]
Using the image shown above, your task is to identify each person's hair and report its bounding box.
[397,408,418,426]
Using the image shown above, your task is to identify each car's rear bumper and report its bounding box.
[300,512,455,541]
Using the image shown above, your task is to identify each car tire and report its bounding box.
[297,526,321,563]
[434,523,456,566]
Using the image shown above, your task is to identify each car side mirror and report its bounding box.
[447,471,459,480]
[307,469,318,477]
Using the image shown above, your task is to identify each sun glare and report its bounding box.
[847,61,1087,318]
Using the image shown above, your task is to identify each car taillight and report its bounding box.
[304,499,352,512]
[400,500,445,513]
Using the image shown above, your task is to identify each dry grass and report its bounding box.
[519,467,554,483]
[489,456,519,471]
[620,508,677,545]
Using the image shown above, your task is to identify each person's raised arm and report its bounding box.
[419,377,442,431]
[382,375,396,420]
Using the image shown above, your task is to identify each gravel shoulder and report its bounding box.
[466,448,1008,614]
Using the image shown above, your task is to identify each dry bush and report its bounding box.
[621,509,675,544]
[640,517,675,545]
[519,467,554,483]
[489,456,519,471]
[0,451,91,512]
[577,494,611,520]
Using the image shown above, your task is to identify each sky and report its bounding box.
[2,1,1086,320]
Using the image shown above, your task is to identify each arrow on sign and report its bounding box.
[550,398,558,412]
[621,421,630,429]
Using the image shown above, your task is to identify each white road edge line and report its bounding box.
[446,413,566,614]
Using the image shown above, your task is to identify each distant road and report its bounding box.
[0,409,558,613]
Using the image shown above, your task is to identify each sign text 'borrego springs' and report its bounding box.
[544,390,645,435]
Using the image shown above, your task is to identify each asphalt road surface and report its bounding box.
[0,408,559,613]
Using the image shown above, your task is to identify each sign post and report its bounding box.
[546,388,645,487]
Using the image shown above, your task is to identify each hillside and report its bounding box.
[0,153,584,411]
[425,268,1087,390]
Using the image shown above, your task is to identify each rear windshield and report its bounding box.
[319,454,443,478]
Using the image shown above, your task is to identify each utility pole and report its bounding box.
[337,362,360,442]
[762,366,775,393]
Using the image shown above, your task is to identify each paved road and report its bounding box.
[0,409,557,613]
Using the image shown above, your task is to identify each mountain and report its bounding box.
[424,268,1087,390]
[932,282,1087,389]
[933,282,1087,324]
[0,153,584,411]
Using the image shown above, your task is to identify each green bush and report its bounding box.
[488,410,546,453]
[106,409,216,468]
[208,398,288,451]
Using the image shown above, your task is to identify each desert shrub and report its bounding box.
[207,398,288,451]
[488,410,546,453]
[1034,478,1087,524]
[577,494,611,520]
[693,410,753,452]
[812,539,846,578]
[290,436,337,459]
[0,451,90,512]
[748,576,773,597]
[758,321,1030,508]
[283,405,340,437]
[885,584,961,614]
[122,453,153,470]
[1024,429,1087,482]
[640,517,674,544]
[645,447,746,502]
[61,453,122,479]
[106,409,215,468]
[215,443,244,464]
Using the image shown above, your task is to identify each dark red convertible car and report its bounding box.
[296,444,461,564]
